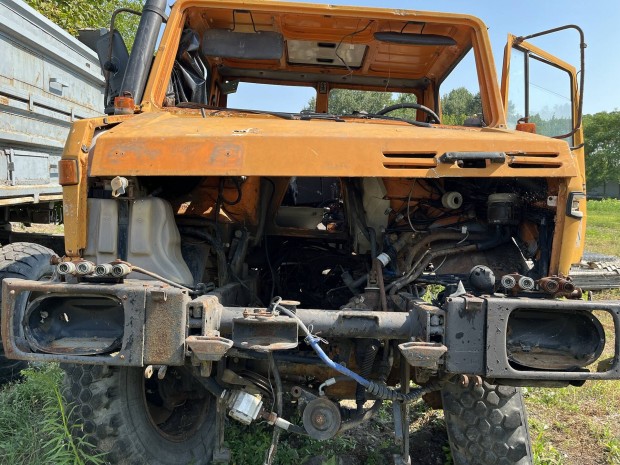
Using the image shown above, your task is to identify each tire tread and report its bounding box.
[441,380,533,465]
[0,242,55,384]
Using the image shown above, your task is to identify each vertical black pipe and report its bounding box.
[119,0,167,104]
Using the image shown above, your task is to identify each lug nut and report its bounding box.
[76,261,96,275]
[538,277,560,294]
[111,263,131,278]
[518,276,535,291]
[501,275,516,289]
[94,263,114,277]
[57,262,76,275]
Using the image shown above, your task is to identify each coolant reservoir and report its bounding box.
[85,198,194,286]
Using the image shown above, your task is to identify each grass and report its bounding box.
[1,200,620,464]
[584,199,620,257]
[0,364,102,465]
[521,199,620,465]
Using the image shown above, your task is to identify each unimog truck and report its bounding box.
[1,1,616,464]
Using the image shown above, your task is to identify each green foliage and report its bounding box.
[587,197,620,213]
[304,90,418,118]
[440,87,482,125]
[304,86,485,125]
[583,111,620,189]
[225,420,355,465]
[25,0,142,47]
[529,419,565,465]
[527,113,572,140]
[0,364,102,465]
[585,199,620,257]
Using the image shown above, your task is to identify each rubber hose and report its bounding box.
[281,304,441,404]
[355,340,379,412]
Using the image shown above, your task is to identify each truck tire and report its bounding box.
[441,379,533,465]
[0,242,55,385]
[63,364,215,465]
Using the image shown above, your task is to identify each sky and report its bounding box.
[224,0,620,115]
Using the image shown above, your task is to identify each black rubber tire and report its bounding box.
[441,379,533,465]
[62,364,216,465]
[0,242,55,385]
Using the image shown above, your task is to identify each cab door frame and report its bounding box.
[500,25,587,273]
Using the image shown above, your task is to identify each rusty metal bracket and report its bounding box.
[187,295,230,376]
[186,335,233,377]
[232,313,298,352]
[485,297,620,380]
[399,341,447,369]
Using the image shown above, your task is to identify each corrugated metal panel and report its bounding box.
[0,0,105,202]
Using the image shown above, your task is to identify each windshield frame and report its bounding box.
[142,0,507,129]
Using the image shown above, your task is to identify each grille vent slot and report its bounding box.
[507,152,562,169]
[382,152,436,169]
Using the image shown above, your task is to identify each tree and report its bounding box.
[303,86,483,124]
[25,0,142,47]
[440,87,482,125]
[304,90,418,118]
[583,111,620,189]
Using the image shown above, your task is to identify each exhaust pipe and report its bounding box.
[119,0,167,105]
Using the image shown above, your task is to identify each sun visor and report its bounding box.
[202,29,284,60]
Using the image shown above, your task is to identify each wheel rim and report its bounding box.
[142,367,210,442]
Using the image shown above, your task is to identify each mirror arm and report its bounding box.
[104,8,143,108]
[516,25,585,141]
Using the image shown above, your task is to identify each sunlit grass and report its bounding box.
[585,199,620,257]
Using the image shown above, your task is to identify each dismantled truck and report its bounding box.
[1,0,616,464]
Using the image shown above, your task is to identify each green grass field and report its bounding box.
[584,199,620,257]
[1,199,620,465]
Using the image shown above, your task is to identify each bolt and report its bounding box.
[314,413,326,426]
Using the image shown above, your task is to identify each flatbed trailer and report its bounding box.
[0,0,103,250]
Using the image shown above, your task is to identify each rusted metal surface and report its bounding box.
[0,278,191,366]
[143,288,190,365]
[232,311,299,351]
[220,306,414,339]
[171,176,261,224]
[89,112,576,179]
[6,274,618,384]
[302,397,341,440]
[186,335,233,361]
[398,341,447,369]
[24,294,124,355]
[449,296,620,381]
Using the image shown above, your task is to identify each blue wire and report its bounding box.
[306,336,371,388]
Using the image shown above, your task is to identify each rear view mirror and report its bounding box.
[96,30,130,111]
[202,30,284,60]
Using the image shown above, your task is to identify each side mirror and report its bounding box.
[95,30,130,112]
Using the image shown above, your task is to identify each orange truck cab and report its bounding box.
[1,1,615,464]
